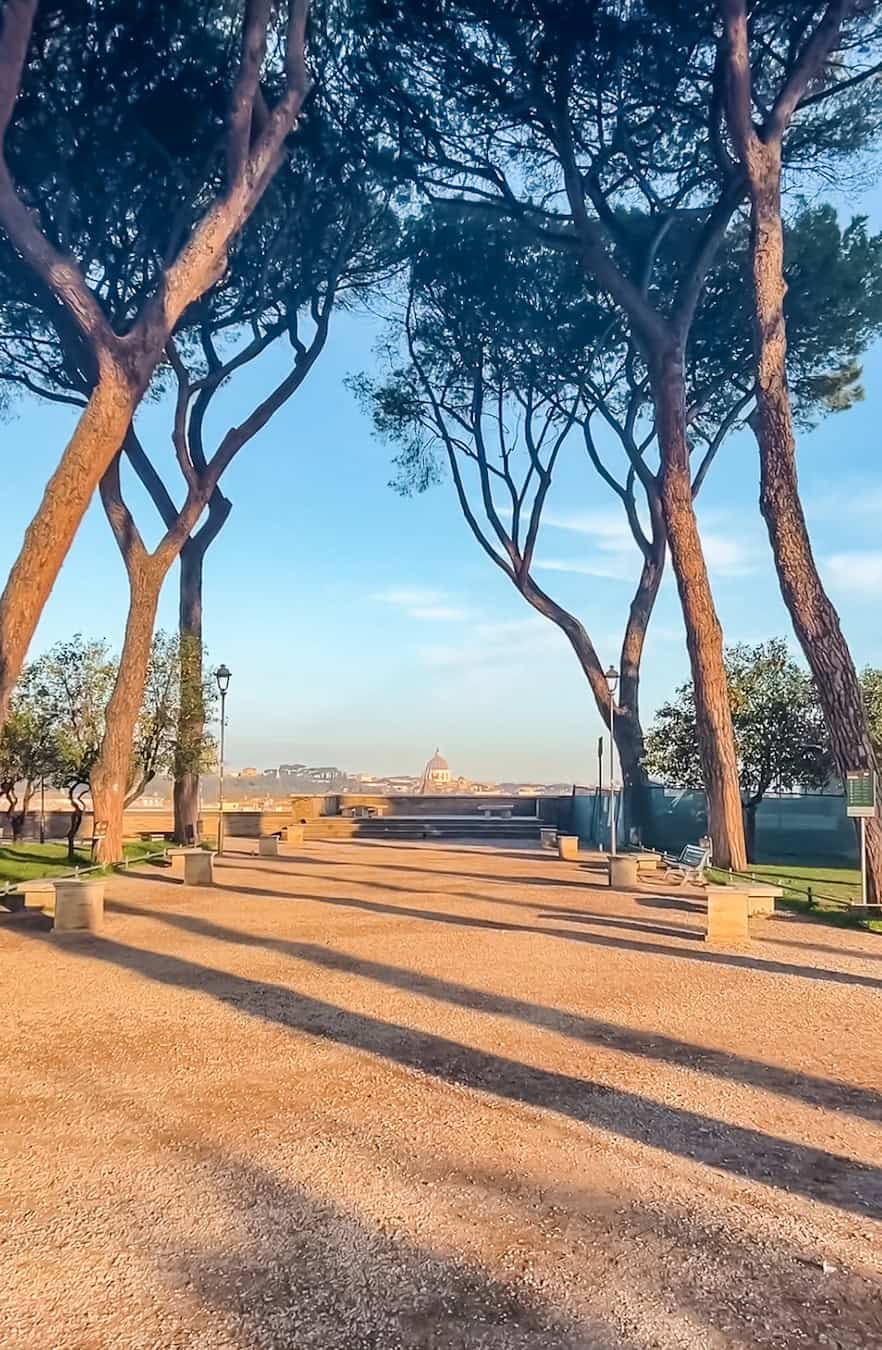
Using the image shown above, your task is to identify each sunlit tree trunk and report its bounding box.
[172,492,230,843]
[91,562,164,864]
[746,145,882,900]
[651,345,747,871]
[0,366,140,724]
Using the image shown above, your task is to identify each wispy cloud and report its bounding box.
[823,550,882,595]
[807,482,882,523]
[408,605,472,622]
[542,507,637,553]
[373,587,449,608]
[700,532,757,578]
[420,614,560,672]
[373,587,472,622]
[535,556,636,581]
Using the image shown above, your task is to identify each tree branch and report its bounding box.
[765,1,853,144]
[0,0,36,140]
[124,426,179,531]
[99,453,148,568]
[227,0,273,184]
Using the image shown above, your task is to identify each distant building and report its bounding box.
[306,766,341,785]
[241,767,258,778]
[279,763,306,777]
[419,749,451,793]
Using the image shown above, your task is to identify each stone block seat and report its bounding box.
[742,882,783,916]
[20,878,56,913]
[703,885,751,946]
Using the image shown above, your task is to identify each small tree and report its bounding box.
[127,631,216,809]
[0,674,59,841]
[645,639,831,861]
[27,637,117,861]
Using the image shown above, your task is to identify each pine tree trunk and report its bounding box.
[651,344,747,871]
[617,521,666,838]
[173,538,206,844]
[67,801,83,864]
[747,147,882,902]
[91,563,163,864]
[0,368,139,729]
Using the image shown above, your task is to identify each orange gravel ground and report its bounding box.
[2,838,881,1349]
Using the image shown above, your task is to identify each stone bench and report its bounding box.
[283,824,304,845]
[13,878,56,914]
[743,883,783,916]
[557,834,580,861]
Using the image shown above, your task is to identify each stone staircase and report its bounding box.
[303,814,543,843]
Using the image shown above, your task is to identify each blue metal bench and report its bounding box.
[663,842,712,885]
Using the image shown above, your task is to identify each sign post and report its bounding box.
[846,771,877,907]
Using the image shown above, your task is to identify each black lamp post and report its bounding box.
[215,664,231,855]
[605,665,619,856]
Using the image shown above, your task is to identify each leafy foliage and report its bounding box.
[6,631,213,833]
[861,667,882,757]
[645,639,832,805]
[0,676,62,839]
[130,633,217,806]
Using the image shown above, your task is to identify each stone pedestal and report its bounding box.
[635,851,662,875]
[183,849,214,886]
[609,854,640,889]
[705,886,750,945]
[283,824,304,845]
[258,835,280,857]
[52,879,104,934]
[557,835,579,861]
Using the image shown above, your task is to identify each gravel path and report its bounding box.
[2,838,881,1348]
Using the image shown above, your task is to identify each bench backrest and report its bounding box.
[679,843,710,868]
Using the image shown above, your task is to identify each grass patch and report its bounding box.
[708,861,881,934]
[0,839,165,888]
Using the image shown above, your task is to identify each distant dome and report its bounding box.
[419,747,451,792]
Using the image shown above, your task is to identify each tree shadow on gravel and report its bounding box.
[227,856,611,897]
[535,909,700,941]
[165,1150,628,1350]
[23,925,882,1218]
[637,895,705,914]
[110,899,882,1125]
[155,874,882,994]
[406,1154,882,1349]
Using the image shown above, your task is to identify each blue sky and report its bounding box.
[3,204,881,783]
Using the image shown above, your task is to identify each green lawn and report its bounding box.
[0,840,162,887]
[708,861,882,933]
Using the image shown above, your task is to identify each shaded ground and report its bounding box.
[2,838,881,1348]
